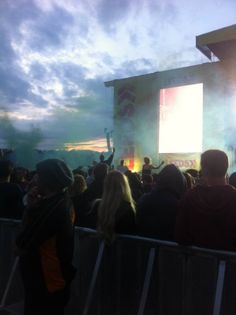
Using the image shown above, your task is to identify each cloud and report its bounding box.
[0,0,236,149]
[65,138,108,152]
[21,6,73,52]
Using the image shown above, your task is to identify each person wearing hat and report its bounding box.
[16,159,76,315]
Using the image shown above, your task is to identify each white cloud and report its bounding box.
[1,0,236,148]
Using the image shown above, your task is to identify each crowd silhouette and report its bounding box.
[1,148,236,314]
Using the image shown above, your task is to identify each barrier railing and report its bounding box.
[0,219,23,314]
[1,218,236,315]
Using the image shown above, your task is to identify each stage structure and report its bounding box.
[105,25,236,172]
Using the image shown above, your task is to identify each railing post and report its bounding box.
[82,241,105,315]
[0,256,19,309]
[137,248,156,315]
[213,260,226,315]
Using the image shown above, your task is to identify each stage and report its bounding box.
[105,25,236,172]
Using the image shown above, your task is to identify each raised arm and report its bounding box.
[152,160,165,169]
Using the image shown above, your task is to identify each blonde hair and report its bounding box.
[97,171,135,242]
[68,174,87,197]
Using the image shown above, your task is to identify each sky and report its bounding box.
[0,0,236,151]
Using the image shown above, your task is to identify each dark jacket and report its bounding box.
[16,191,76,295]
[76,179,104,227]
[0,182,24,219]
[113,200,136,235]
[137,189,179,240]
[137,164,186,241]
[79,199,136,235]
[175,184,236,251]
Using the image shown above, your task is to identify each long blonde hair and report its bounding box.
[97,170,135,242]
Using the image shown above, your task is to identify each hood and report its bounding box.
[36,158,73,190]
[188,185,236,212]
[156,164,187,198]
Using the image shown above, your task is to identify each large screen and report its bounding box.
[159,83,203,153]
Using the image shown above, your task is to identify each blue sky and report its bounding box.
[0,0,236,150]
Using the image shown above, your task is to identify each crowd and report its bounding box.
[1,148,236,314]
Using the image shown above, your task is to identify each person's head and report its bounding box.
[120,159,124,166]
[125,170,143,201]
[125,170,142,193]
[97,171,135,242]
[0,160,13,182]
[12,167,28,183]
[186,168,199,178]
[28,170,37,182]
[183,172,195,189]
[156,164,187,198]
[200,150,228,184]
[93,163,108,181]
[144,156,150,165]
[69,174,87,197]
[99,153,105,162]
[36,159,74,195]
[229,172,236,188]
[73,168,87,179]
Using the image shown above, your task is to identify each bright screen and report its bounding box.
[159,83,203,153]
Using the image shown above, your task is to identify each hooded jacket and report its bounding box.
[137,164,186,240]
[175,184,236,251]
[16,192,76,293]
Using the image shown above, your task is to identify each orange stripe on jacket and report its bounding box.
[70,205,76,225]
[40,206,75,293]
[40,237,65,293]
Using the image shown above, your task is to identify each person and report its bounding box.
[69,174,87,221]
[86,166,95,185]
[125,170,143,202]
[99,147,115,167]
[142,157,164,178]
[117,159,129,174]
[186,168,201,185]
[137,164,186,240]
[229,172,236,188]
[175,149,236,251]
[11,167,29,194]
[0,160,24,219]
[72,166,87,179]
[96,170,136,242]
[77,163,108,228]
[142,174,153,193]
[16,159,76,315]
[185,168,199,179]
[183,171,195,189]
[69,174,87,198]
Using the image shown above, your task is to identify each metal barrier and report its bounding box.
[1,219,236,315]
[0,219,23,314]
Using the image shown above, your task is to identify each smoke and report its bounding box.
[111,63,236,174]
[0,112,43,169]
[0,112,106,170]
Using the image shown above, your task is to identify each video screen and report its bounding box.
[159,83,203,153]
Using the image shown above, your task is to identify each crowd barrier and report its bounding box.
[0,218,236,315]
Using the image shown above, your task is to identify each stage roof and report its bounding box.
[196,24,236,61]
